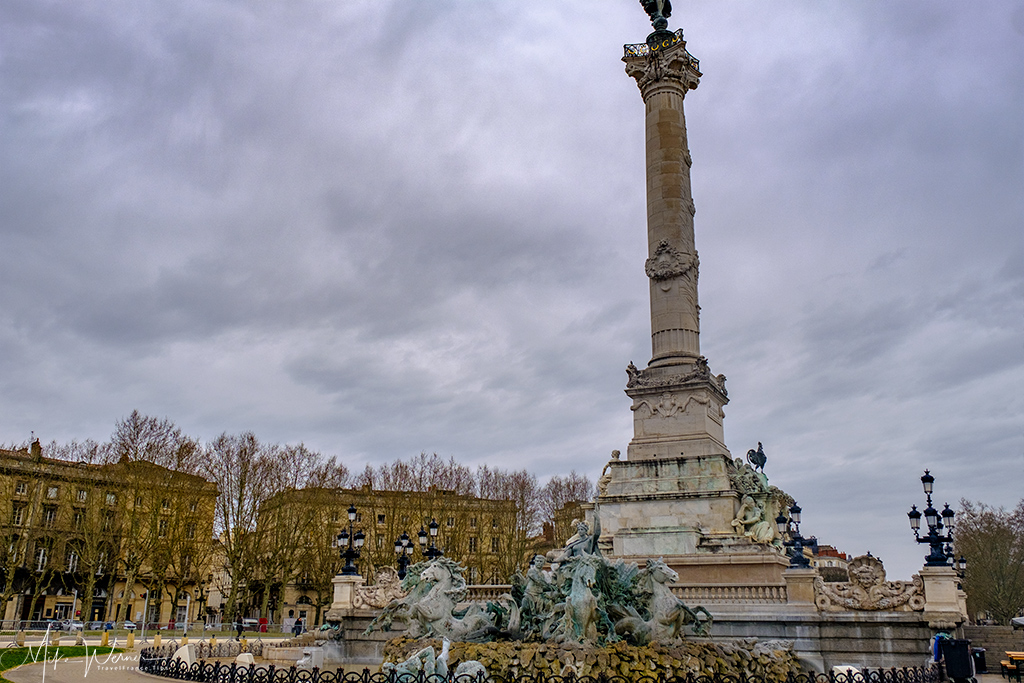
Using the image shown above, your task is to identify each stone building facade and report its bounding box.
[254,485,523,626]
[0,441,217,627]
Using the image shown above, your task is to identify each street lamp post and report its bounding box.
[337,504,365,576]
[417,518,443,561]
[907,470,956,567]
[394,532,414,579]
[775,502,812,568]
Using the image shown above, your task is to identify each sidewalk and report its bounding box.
[4,649,148,683]
[2,635,292,683]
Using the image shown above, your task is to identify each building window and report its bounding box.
[355,513,362,523]
[377,514,385,524]
[43,506,57,528]
[46,486,59,500]
[186,523,196,539]
[77,489,88,502]
[161,499,170,511]
[67,550,79,573]
[103,511,114,532]
[73,510,84,530]
[15,482,28,495]
[11,505,25,526]
[447,517,455,527]
[107,493,117,505]
[402,515,409,524]
[492,518,498,529]
[468,537,477,552]
[189,501,197,512]
[470,517,477,528]
[491,538,499,552]
[376,536,383,549]
[134,495,142,506]
[468,567,477,583]
[158,519,168,538]
[36,546,48,572]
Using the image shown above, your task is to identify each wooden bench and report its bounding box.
[1004,653,1024,682]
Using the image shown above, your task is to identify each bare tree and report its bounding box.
[356,453,476,495]
[540,471,594,544]
[107,410,201,473]
[477,466,540,580]
[201,432,277,621]
[107,412,203,625]
[956,498,1024,624]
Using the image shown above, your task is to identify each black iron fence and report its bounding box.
[138,650,942,683]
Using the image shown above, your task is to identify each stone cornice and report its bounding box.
[625,356,728,400]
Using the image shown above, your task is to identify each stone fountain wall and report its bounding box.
[382,636,804,680]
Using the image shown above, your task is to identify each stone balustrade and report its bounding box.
[671,583,787,604]
[467,582,786,604]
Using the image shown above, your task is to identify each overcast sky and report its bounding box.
[2,1,1021,580]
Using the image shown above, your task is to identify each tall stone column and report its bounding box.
[628,32,702,368]
[621,32,730,462]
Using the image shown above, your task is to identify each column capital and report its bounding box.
[623,32,701,101]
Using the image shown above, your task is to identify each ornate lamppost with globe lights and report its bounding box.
[775,502,815,568]
[418,518,443,560]
[394,532,415,579]
[907,470,956,567]
[336,504,365,576]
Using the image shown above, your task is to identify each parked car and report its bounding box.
[1012,616,1024,630]
[60,620,84,631]
[121,620,137,631]
[241,618,260,632]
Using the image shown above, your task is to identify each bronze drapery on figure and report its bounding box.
[640,0,672,30]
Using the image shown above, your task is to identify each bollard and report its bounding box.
[16,631,25,647]
[101,631,109,647]
[182,633,189,644]
[154,632,161,648]
[211,635,217,647]
[49,634,60,647]
[75,632,84,646]
[127,632,135,649]
[241,637,247,650]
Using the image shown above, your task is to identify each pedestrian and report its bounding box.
[293,617,302,637]
[234,615,243,641]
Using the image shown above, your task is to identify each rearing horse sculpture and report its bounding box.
[613,558,713,643]
[367,557,496,640]
[550,554,601,644]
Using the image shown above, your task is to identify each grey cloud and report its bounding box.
[1,0,1021,579]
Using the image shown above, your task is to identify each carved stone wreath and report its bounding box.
[645,241,698,281]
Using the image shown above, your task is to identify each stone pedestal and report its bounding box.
[324,574,365,621]
[783,568,819,614]
[919,566,965,629]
